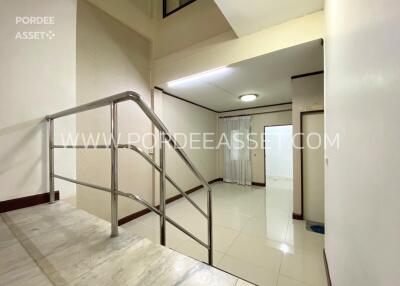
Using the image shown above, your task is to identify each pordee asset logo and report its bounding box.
[15,16,56,40]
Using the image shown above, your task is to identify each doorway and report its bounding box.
[264,125,294,239]
[264,125,293,182]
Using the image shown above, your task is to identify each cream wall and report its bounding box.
[325,0,400,285]
[153,11,325,85]
[82,1,325,87]
[153,89,219,205]
[71,0,225,221]
[292,75,324,216]
[75,0,220,222]
[86,0,156,40]
[152,0,231,59]
[83,0,233,60]
[0,0,76,202]
[76,0,152,221]
[218,106,292,183]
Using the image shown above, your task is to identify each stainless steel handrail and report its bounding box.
[46,91,213,265]
[52,174,208,248]
[52,144,207,218]
[46,91,212,191]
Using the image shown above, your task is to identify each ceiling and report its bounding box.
[214,0,324,37]
[158,40,324,112]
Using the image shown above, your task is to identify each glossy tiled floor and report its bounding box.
[123,179,327,286]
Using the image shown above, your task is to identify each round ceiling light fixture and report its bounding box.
[239,94,258,102]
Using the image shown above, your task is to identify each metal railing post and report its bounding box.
[159,132,166,246]
[110,102,119,237]
[46,92,213,258]
[207,187,213,265]
[48,119,55,204]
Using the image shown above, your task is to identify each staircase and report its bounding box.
[0,90,258,285]
[0,202,252,285]
[46,90,213,264]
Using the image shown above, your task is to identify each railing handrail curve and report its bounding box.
[46,90,213,265]
[46,91,211,191]
[51,143,208,218]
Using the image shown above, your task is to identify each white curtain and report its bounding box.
[223,116,252,185]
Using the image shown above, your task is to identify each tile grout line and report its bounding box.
[279,274,313,286]
[0,213,57,286]
[275,219,291,286]
[124,182,303,285]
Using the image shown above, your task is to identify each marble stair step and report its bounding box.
[0,201,254,286]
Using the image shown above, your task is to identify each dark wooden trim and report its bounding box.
[323,249,332,286]
[165,183,201,204]
[292,213,304,220]
[219,102,292,113]
[208,178,223,184]
[118,178,223,226]
[300,110,324,219]
[263,124,293,187]
[291,70,324,80]
[252,182,266,187]
[155,87,292,115]
[118,208,152,225]
[219,108,292,119]
[0,191,60,213]
[163,0,198,18]
[154,86,218,113]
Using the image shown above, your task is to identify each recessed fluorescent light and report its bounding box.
[167,66,229,87]
[239,94,257,102]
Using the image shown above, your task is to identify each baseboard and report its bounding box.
[0,191,60,213]
[209,178,223,184]
[118,208,152,225]
[118,178,223,226]
[292,213,304,220]
[323,249,332,286]
[252,182,266,187]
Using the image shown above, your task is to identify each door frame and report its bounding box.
[300,110,324,219]
[263,124,293,187]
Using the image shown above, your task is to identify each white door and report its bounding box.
[302,112,324,223]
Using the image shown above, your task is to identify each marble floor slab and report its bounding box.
[0,217,52,286]
[0,202,253,286]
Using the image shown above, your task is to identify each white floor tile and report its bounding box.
[277,275,309,286]
[226,233,283,274]
[121,180,326,286]
[214,209,251,232]
[171,238,224,264]
[214,225,241,253]
[241,214,290,243]
[285,221,324,252]
[217,254,277,286]
[280,248,327,286]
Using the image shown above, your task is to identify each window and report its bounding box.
[163,0,197,18]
